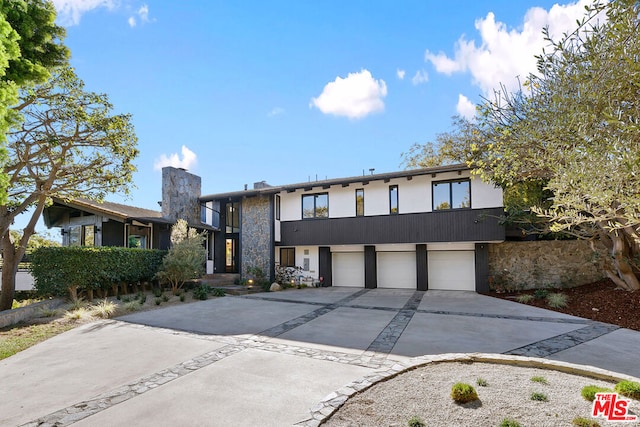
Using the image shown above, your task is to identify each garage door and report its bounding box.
[428,251,475,291]
[332,252,365,287]
[377,252,416,289]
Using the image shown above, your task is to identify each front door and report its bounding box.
[225,237,239,273]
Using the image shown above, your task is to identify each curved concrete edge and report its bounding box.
[297,353,640,427]
[0,298,65,329]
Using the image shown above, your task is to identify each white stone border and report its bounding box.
[297,353,640,427]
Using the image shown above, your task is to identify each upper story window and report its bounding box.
[389,185,398,214]
[302,193,328,219]
[433,179,471,210]
[355,189,364,216]
[226,202,240,233]
[275,195,281,220]
[201,204,207,223]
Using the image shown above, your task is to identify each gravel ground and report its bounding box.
[324,362,640,427]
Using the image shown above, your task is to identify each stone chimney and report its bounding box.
[161,167,201,224]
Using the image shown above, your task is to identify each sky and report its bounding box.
[20,0,596,233]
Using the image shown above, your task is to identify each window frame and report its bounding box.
[355,188,364,217]
[301,192,329,219]
[432,179,471,211]
[389,185,399,215]
[280,247,296,267]
[275,195,281,221]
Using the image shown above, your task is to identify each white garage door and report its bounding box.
[377,252,416,289]
[332,252,365,287]
[428,251,475,291]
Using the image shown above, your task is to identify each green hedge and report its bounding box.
[30,247,166,298]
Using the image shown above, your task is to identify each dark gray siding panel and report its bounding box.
[280,208,504,246]
[364,245,377,289]
[475,243,490,293]
[416,244,428,291]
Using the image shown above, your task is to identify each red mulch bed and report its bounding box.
[487,279,640,331]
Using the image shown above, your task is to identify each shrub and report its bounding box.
[63,307,92,321]
[546,292,568,308]
[179,293,185,302]
[275,265,302,287]
[155,298,162,306]
[500,419,521,427]
[90,300,117,318]
[161,294,170,302]
[530,392,548,402]
[193,284,210,300]
[124,300,141,312]
[39,307,61,317]
[581,385,613,401]
[407,416,425,427]
[530,376,548,385]
[476,377,488,387]
[533,289,549,299]
[211,288,226,297]
[152,287,163,298]
[516,294,534,303]
[155,219,206,295]
[450,383,478,403]
[572,417,600,427]
[615,380,640,400]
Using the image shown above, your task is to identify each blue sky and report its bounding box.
[23,0,594,233]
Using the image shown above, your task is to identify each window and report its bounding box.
[275,195,281,220]
[389,185,398,214]
[280,248,295,267]
[226,202,240,233]
[68,226,81,246]
[433,179,471,210]
[302,193,328,219]
[201,204,207,223]
[355,189,364,216]
[83,225,95,247]
[69,225,95,247]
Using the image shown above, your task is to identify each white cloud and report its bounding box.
[51,0,117,26]
[425,0,594,95]
[411,70,429,85]
[128,4,151,27]
[128,16,136,27]
[267,107,285,117]
[310,69,387,120]
[396,69,406,80]
[456,94,476,119]
[154,146,198,171]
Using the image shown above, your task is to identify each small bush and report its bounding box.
[530,392,548,402]
[581,385,613,401]
[121,296,131,303]
[211,288,226,297]
[546,292,568,308]
[533,289,549,299]
[155,298,162,306]
[63,307,92,321]
[124,300,141,312]
[530,376,548,385]
[500,419,521,427]
[39,307,61,317]
[451,383,478,403]
[572,417,600,427]
[90,300,117,318]
[152,288,163,298]
[615,380,640,400]
[193,284,210,300]
[476,377,488,387]
[179,293,185,302]
[161,294,170,302]
[407,416,426,427]
[516,294,534,304]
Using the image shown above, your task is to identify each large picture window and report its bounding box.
[433,179,471,210]
[226,202,240,233]
[302,193,328,219]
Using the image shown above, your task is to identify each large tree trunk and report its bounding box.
[0,230,21,311]
[599,227,640,291]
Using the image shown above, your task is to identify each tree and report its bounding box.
[0,0,69,204]
[155,219,206,295]
[0,66,138,310]
[470,0,640,290]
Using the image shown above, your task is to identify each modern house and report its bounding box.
[46,164,504,292]
[200,164,504,292]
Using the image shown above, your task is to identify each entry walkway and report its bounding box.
[1,288,638,426]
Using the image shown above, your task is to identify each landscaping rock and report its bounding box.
[269,283,282,292]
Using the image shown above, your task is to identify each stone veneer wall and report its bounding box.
[488,240,608,290]
[161,167,201,224]
[241,195,272,281]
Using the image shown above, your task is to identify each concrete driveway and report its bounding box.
[1,287,639,426]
